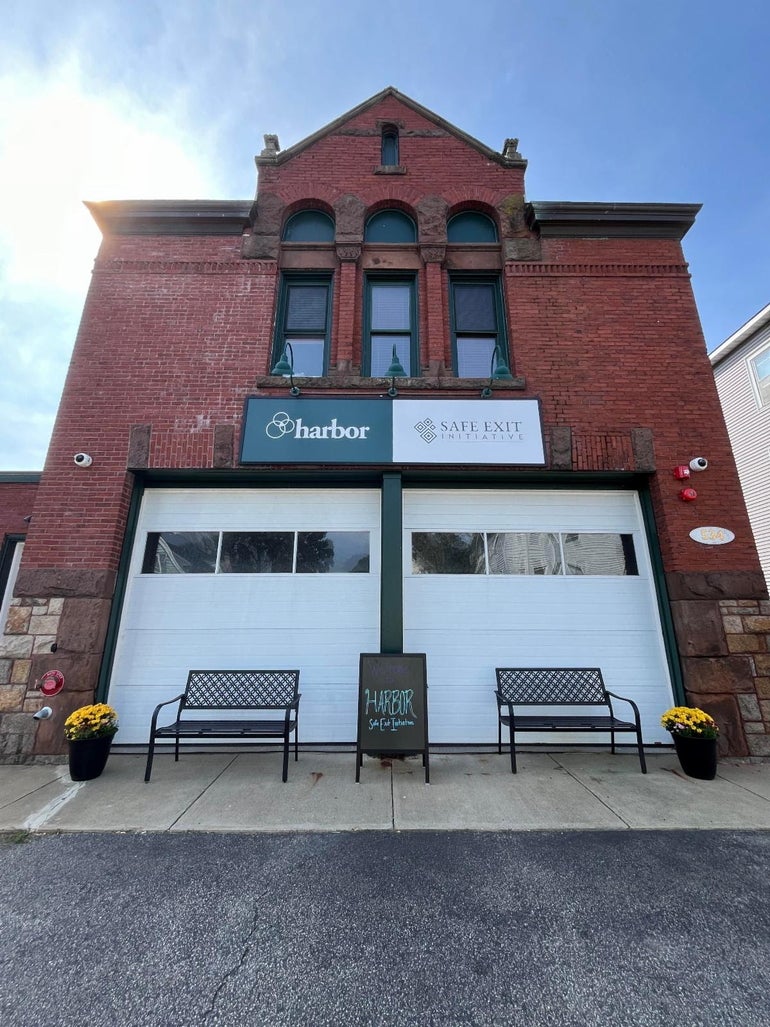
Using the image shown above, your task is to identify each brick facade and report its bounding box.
[1,87,767,760]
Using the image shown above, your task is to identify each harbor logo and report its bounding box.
[265,410,371,441]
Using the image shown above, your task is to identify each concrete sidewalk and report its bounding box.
[2,748,770,833]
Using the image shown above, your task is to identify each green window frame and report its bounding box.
[381,126,399,166]
[364,210,417,243]
[447,211,498,243]
[282,210,335,242]
[363,275,418,377]
[449,275,509,378]
[272,273,333,378]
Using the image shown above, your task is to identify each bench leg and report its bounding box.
[144,735,156,783]
[282,732,290,783]
[610,726,616,755]
[174,731,180,763]
[294,723,299,762]
[509,725,517,774]
[636,727,647,774]
[498,719,502,755]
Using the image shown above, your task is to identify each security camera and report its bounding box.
[689,457,708,472]
[73,453,92,467]
[33,707,53,720]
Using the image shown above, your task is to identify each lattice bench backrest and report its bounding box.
[184,670,300,709]
[496,668,606,705]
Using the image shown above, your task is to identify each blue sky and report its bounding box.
[1,0,768,470]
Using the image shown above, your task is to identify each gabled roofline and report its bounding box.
[710,302,770,367]
[256,86,527,169]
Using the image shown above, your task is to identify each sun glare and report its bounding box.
[0,62,216,299]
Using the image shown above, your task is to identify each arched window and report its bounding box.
[282,210,335,243]
[381,125,399,166]
[364,209,416,244]
[447,211,498,243]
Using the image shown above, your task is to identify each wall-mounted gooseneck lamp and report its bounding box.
[385,344,407,398]
[480,344,513,397]
[271,342,301,396]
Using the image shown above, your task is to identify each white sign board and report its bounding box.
[392,399,545,465]
[689,526,735,546]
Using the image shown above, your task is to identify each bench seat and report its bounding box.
[145,669,301,783]
[495,667,647,774]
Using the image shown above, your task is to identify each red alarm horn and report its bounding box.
[39,670,65,697]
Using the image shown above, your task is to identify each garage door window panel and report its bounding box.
[142,532,219,574]
[562,533,638,576]
[220,532,294,573]
[488,532,562,575]
[297,531,370,573]
[412,532,486,574]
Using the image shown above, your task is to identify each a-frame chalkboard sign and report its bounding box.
[355,653,429,783]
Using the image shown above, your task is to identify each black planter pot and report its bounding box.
[68,734,116,782]
[672,734,718,780]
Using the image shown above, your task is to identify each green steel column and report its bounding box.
[380,472,403,653]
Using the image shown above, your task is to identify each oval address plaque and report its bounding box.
[689,526,735,546]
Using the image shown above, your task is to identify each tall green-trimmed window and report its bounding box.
[364,275,418,377]
[449,275,509,378]
[272,273,332,378]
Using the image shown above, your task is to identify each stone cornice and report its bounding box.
[526,201,701,240]
[86,200,252,237]
[254,375,527,392]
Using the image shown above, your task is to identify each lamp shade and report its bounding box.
[385,345,407,378]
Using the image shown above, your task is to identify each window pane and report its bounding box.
[370,335,411,376]
[447,212,498,243]
[456,337,496,377]
[142,532,218,574]
[220,533,293,573]
[752,349,770,406]
[286,338,325,376]
[454,284,496,331]
[282,211,334,242]
[297,532,370,573]
[411,533,485,574]
[371,284,410,329]
[562,533,638,576]
[488,533,562,575]
[365,210,416,243]
[285,285,328,331]
[381,131,399,166]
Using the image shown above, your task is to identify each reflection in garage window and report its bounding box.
[488,533,562,575]
[220,532,293,573]
[142,532,218,574]
[296,532,370,573]
[412,533,485,574]
[562,533,638,576]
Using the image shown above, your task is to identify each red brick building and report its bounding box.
[1,87,768,761]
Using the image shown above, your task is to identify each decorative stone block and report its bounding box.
[726,634,763,654]
[755,655,770,675]
[681,656,755,694]
[671,601,727,656]
[0,686,25,712]
[744,722,765,733]
[721,616,743,634]
[29,616,61,636]
[28,652,102,693]
[747,734,770,757]
[737,694,762,721]
[0,635,33,659]
[32,636,57,654]
[0,659,11,684]
[57,599,112,654]
[47,598,64,615]
[32,606,48,616]
[743,616,770,633]
[10,660,31,685]
[755,677,770,698]
[4,606,31,634]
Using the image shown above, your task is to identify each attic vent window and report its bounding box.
[381,126,399,166]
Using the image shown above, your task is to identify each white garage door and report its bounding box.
[108,488,380,743]
[403,489,674,745]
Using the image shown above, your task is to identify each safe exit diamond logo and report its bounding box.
[414,418,437,444]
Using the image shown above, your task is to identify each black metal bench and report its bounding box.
[144,669,301,783]
[495,667,647,774]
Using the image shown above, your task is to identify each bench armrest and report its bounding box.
[604,690,642,725]
[149,693,185,734]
